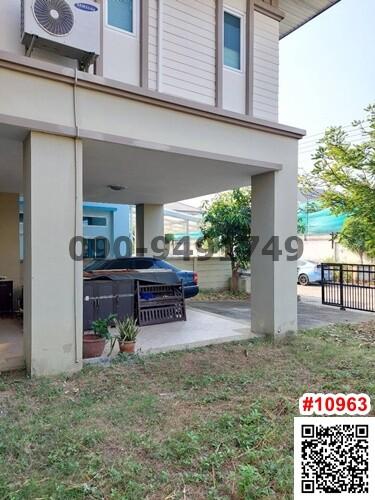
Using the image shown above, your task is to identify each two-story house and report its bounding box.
[0,0,340,375]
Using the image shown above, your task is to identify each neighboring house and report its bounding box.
[166,202,203,217]
[165,202,204,251]
[82,203,130,258]
[84,202,200,257]
[0,0,340,376]
[19,201,131,259]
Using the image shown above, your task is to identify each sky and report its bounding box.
[279,0,375,134]
[183,0,375,207]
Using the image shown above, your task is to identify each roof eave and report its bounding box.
[280,0,341,39]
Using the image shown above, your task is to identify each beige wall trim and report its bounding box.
[254,0,284,21]
[0,51,305,139]
[216,0,223,108]
[246,0,255,116]
[0,113,76,138]
[140,0,149,88]
[0,110,283,171]
[80,129,284,171]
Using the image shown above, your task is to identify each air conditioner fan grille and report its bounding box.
[33,0,74,36]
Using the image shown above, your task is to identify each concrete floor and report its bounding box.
[136,308,255,354]
[95,308,255,362]
[1,311,256,372]
[1,288,373,372]
[189,295,374,329]
[0,318,25,372]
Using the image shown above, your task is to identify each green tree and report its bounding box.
[339,218,372,264]
[302,104,375,259]
[200,189,251,291]
[297,208,306,235]
[297,200,321,236]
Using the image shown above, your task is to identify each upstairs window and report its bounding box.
[108,0,134,34]
[83,216,107,227]
[224,10,242,71]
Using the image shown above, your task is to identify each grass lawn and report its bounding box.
[0,321,374,499]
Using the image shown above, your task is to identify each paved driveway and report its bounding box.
[189,295,374,330]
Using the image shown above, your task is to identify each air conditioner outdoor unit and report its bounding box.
[21,0,101,70]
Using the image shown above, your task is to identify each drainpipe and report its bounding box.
[73,68,81,365]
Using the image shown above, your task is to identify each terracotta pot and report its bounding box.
[118,340,136,354]
[83,333,106,359]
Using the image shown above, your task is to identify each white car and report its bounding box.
[297,260,322,286]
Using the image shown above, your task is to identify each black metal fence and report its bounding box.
[321,263,375,313]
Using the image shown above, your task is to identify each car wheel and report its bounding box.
[298,273,310,286]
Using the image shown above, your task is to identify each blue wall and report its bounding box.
[83,203,131,258]
[19,201,131,260]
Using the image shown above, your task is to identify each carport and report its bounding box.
[0,54,302,376]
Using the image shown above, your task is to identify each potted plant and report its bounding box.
[114,317,139,354]
[83,314,116,359]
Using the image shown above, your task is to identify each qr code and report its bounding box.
[294,417,375,499]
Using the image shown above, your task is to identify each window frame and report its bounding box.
[223,6,245,73]
[83,216,108,227]
[106,0,137,37]
[83,238,110,259]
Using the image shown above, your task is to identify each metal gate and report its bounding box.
[321,263,375,313]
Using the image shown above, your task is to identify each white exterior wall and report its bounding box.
[149,0,159,90]
[136,204,164,256]
[302,236,375,265]
[223,0,247,114]
[253,11,279,121]
[167,257,233,290]
[101,0,140,85]
[160,0,216,105]
[0,0,281,121]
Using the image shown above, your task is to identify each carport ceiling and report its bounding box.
[83,139,273,205]
[0,128,277,202]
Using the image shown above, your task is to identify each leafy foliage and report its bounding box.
[164,233,175,245]
[297,208,306,235]
[339,218,373,263]
[91,314,116,340]
[297,201,322,235]
[301,104,375,258]
[200,188,251,273]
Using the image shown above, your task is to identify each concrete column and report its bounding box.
[136,204,164,256]
[0,193,21,307]
[251,158,298,338]
[23,132,83,376]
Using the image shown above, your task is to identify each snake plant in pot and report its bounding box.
[83,314,116,359]
[114,317,140,354]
